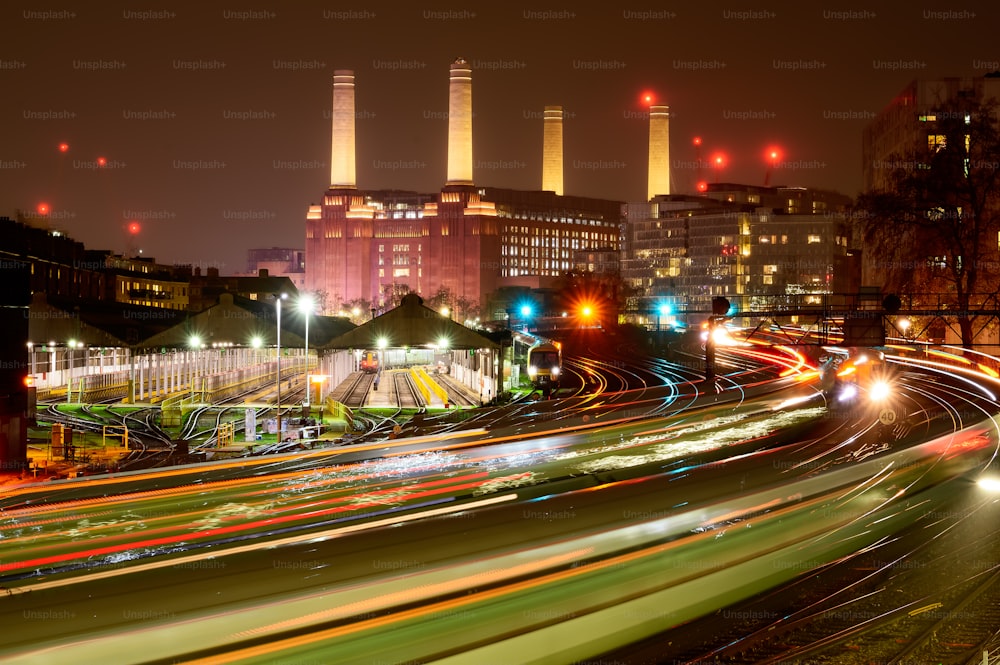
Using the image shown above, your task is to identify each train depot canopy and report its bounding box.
[321,293,499,351]
[137,293,354,350]
[28,293,158,347]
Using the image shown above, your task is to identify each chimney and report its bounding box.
[446,58,473,186]
[542,106,563,195]
[330,70,356,188]
[647,105,670,200]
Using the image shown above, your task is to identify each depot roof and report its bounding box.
[136,293,354,349]
[320,293,499,351]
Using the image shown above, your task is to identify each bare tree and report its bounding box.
[858,98,1000,348]
[424,285,456,315]
[379,283,410,311]
[311,289,330,316]
[340,297,374,323]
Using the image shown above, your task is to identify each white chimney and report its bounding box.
[542,106,563,195]
[330,70,356,188]
[446,58,473,185]
[647,104,670,200]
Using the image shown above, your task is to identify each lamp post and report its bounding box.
[898,317,911,341]
[275,293,287,439]
[65,339,84,403]
[189,335,203,400]
[519,303,532,333]
[658,303,671,332]
[299,295,314,412]
[67,339,76,404]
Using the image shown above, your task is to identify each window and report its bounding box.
[807,234,822,244]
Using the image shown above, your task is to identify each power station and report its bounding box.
[304,58,647,316]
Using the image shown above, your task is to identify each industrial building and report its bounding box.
[303,60,626,318]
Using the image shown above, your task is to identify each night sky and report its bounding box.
[2,1,997,273]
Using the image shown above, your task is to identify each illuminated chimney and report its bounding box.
[647,104,670,200]
[542,106,563,195]
[330,69,356,188]
[446,58,473,186]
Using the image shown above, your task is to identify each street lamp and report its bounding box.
[276,293,287,440]
[299,294,314,411]
[519,303,533,332]
[250,335,262,363]
[189,335,203,400]
[658,303,671,332]
[67,339,77,403]
[898,318,911,341]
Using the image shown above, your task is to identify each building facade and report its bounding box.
[242,247,306,291]
[862,76,1000,193]
[622,184,858,322]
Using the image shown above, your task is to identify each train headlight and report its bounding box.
[869,379,892,402]
[551,366,560,377]
[837,382,858,402]
[527,366,538,377]
[977,476,1000,492]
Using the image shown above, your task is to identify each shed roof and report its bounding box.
[137,293,354,349]
[321,293,499,350]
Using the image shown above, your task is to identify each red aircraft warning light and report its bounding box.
[36,202,50,215]
[97,156,107,167]
[128,221,141,234]
[765,146,782,186]
[712,153,727,183]
[58,142,70,153]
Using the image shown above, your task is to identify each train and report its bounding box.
[820,348,890,406]
[359,350,380,374]
[527,342,562,388]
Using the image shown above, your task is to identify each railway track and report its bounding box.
[618,478,1000,664]
[340,373,374,408]
[393,371,421,408]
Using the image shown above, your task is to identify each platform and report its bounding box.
[329,368,482,409]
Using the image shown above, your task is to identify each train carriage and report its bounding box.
[527,342,562,388]
[359,350,380,374]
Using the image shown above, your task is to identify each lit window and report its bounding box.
[808,234,822,244]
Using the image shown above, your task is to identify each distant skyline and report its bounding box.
[2,1,998,273]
